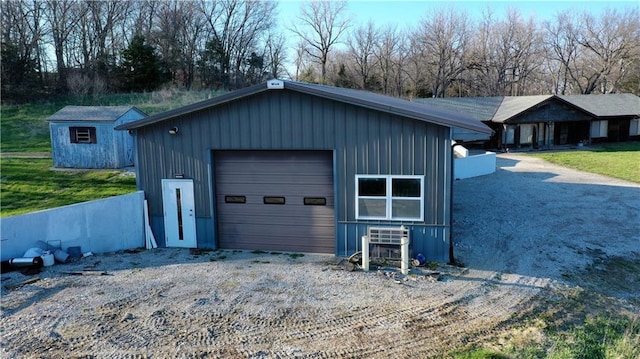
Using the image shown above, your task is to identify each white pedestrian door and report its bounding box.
[162,179,197,248]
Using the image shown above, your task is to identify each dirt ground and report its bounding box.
[1,153,639,358]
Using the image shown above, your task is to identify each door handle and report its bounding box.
[189,209,194,217]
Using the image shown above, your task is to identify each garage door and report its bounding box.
[214,151,335,253]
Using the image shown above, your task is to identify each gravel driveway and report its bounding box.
[2,153,639,358]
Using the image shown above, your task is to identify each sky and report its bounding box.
[275,0,638,75]
[278,0,639,29]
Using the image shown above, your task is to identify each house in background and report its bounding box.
[116,80,492,261]
[47,106,146,169]
[413,97,502,144]
[558,93,640,144]
[419,93,640,150]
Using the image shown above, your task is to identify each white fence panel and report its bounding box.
[454,152,497,180]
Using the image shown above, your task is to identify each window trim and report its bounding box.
[355,175,424,221]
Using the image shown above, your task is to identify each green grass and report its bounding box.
[0,89,223,215]
[547,316,640,359]
[452,315,639,359]
[531,142,640,183]
[0,89,223,153]
[0,103,58,152]
[0,158,136,217]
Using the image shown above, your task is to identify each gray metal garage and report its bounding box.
[214,150,334,253]
[117,79,492,261]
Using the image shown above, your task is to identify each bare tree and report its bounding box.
[44,0,86,91]
[543,11,582,94]
[545,8,640,94]
[152,1,205,89]
[413,7,470,97]
[288,0,351,83]
[264,31,287,79]
[579,8,640,94]
[347,20,379,90]
[131,0,159,40]
[373,25,405,96]
[292,39,310,80]
[1,0,49,100]
[72,0,130,91]
[199,0,276,89]
[467,8,543,96]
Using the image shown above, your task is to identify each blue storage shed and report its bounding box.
[47,106,146,169]
[116,80,492,261]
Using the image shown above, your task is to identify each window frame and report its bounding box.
[355,174,424,221]
[69,126,97,144]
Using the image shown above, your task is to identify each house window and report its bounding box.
[356,175,424,221]
[591,120,608,138]
[631,119,640,136]
[69,127,97,144]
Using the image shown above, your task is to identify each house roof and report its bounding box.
[115,80,493,135]
[412,97,501,141]
[413,96,503,122]
[417,93,640,124]
[47,106,146,123]
[557,93,640,118]
[491,95,554,123]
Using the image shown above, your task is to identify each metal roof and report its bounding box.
[47,106,146,123]
[557,93,640,118]
[116,80,493,135]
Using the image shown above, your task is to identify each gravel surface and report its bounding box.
[1,153,639,358]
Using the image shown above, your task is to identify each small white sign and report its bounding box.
[267,79,284,89]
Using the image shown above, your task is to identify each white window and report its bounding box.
[590,120,608,138]
[356,175,424,221]
[629,119,640,136]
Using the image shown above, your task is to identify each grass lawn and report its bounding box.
[0,89,222,153]
[0,158,136,217]
[531,142,640,183]
[0,103,58,153]
[1,89,223,216]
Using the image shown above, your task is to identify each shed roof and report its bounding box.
[47,106,146,123]
[115,80,493,135]
[557,93,640,118]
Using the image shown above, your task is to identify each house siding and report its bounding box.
[136,89,452,260]
[506,100,593,124]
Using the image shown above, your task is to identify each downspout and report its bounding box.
[449,142,464,265]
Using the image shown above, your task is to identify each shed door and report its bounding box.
[214,151,335,253]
